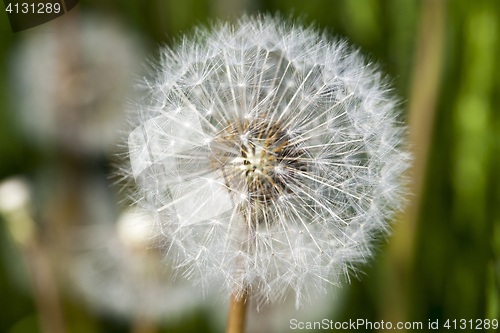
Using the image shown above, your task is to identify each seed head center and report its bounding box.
[210,121,306,209]
[231,142,273,179]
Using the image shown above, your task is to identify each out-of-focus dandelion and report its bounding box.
[0,177,34,246]
[11,13,142,155]
[121,15,410,332]
[64,208,203,325]
[0,177,67,333]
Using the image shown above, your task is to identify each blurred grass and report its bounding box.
[1,0,499,332]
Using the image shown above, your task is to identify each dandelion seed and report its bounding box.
[122,15,410,309]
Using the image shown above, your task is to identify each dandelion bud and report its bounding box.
[122,15,410,306]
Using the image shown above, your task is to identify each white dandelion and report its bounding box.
[122,15,410,311]
[66,208,203,322]
[11,14,143,154]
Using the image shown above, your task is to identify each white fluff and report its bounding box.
[122,15,410,307]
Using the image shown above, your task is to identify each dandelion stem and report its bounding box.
[226,288,248,333]
[130,316,158,333]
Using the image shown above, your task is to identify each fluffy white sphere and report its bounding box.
[123,15,410,306]
[11,15,143,154]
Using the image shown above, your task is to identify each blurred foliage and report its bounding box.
[0,0,499,332]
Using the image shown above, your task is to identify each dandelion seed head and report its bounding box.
[67,208,203,321]
[123,15,410,306]
[11,15,143,154]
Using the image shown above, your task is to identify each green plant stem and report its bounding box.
[382,0,447,330]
